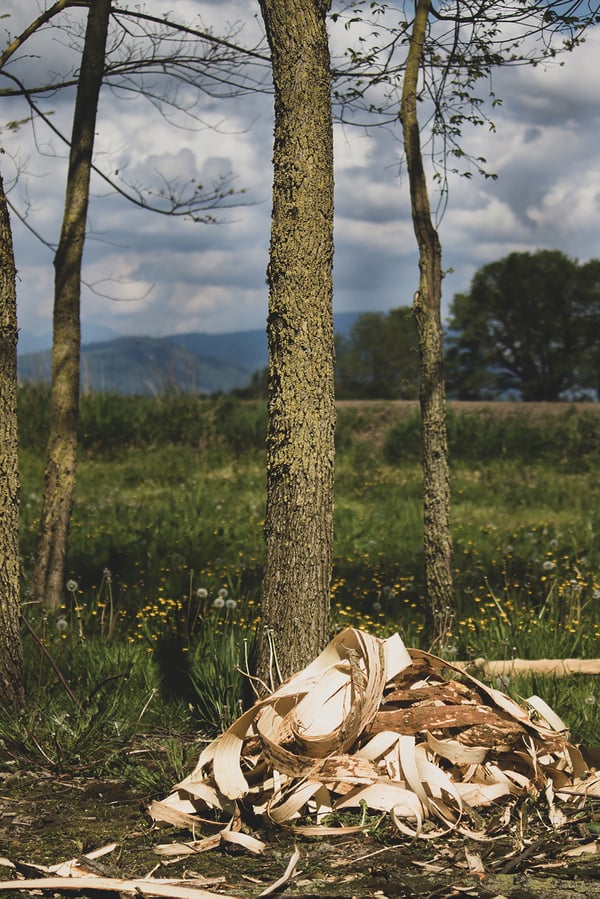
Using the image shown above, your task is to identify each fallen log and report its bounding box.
[454,658,600,677]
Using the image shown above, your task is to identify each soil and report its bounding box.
[2,769,600,899]
[335,399,600,451]
[337,400,600,418]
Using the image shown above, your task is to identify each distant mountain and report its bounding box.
[18,322,122,355]
[18,335,253,396]
[17,311,364,395]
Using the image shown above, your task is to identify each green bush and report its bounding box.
[17,385,267,456]
[383,406,600,469]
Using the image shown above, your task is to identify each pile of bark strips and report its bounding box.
[2,627,600,897]
[150,627,600,848]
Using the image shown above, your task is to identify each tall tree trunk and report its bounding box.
[0,171,25,707]
[400,0,455,648]
[255,0,335,685]
[31,0,111,609]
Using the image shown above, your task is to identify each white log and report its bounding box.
[453,658,600,677]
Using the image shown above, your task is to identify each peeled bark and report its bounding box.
[31,0,111,608]
[0,171,25,707]
[255,0,335,684]
[400,0,455,647]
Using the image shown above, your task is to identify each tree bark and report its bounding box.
[255,0,335,685]
[400,0,455,648]
[31,0,111,609]
[0,171,26,707]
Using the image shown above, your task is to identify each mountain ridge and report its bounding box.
[18,312,363,395]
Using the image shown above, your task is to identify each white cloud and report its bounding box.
[3,1,600,341]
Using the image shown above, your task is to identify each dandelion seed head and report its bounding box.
[213,597,225,609]
[66,579,79,592]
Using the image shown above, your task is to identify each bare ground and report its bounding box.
[337,400,600,417]
[2,768,600,899]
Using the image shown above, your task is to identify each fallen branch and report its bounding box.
[454,658,600,677]
[0,876,234,898]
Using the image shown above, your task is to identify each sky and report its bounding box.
[2,0,600,346]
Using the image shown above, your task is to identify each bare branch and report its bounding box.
[0,0,85,70]
[330,0,600,198]
[2,69,248,221]
[110,6,270,63]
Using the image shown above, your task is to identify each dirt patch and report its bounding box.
[2,770,600,898]
[337,399,600,418]
[336,400,600,452]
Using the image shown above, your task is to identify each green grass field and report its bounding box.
[7,387,600,775]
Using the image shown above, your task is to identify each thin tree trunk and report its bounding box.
[31,0,111,609]
[400,0,455,648]
[0,171,25,707]
[255,0,335,685]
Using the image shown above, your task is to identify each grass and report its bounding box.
[5,388,600,777]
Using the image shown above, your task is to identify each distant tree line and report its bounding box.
[335,307,420,399]
[446,250,600,402]
[334,251,600,403]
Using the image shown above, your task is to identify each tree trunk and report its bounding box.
[255,0,335,685]
[31,0,111,609]
[400,0,455,648]
[0,171,26,707]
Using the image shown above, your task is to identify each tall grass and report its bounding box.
[12,386,600,751]
[384,405,600,468]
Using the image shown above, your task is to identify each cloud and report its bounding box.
[3,1,600,342]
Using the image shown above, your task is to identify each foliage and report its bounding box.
[0,571,258,789]
[10,389,600,758]
[335,307,419,399]
[133,574,259,733]
[17,385,267,455]
[0,621,167,775]
[384,405,600,468]
[333,0,598,204]
[446,251,600,401]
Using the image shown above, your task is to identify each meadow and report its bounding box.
[5,385,600,785]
